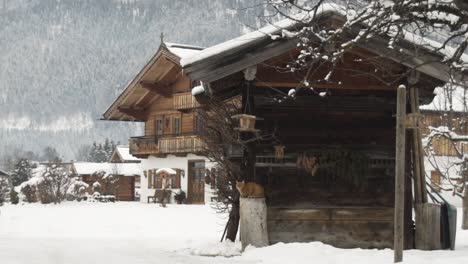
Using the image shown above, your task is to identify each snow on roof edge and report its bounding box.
[180,4,343,68]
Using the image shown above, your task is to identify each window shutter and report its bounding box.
[147,170,153,188]
[156,169,162,189]
[175,169,181,189]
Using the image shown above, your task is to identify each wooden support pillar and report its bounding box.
[409,87,428,204]
[394,85,406,263]
[239,197,269,250]
[404,130,414,249]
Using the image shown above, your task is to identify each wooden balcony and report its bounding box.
[129,137,159,158]
[173,92,200,110]
[159,135,204,154]
[129,135,204,157]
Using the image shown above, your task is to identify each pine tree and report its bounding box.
[0,176,10,205]
[88,142,98,162]
[10,159,35,186]
[103,138,111,158]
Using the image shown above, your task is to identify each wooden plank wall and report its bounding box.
[268,207,394,248]
[422,111,467,156]
[81,175,135,201]
[142,75,196,137]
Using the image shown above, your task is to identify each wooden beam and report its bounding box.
[139,80,172,97]
[394,85,406,263]
[409,87,428,204]
[255,81,397,91]
[186,39,298,83]
[118,106,147,121]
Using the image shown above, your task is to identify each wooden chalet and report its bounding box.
[181,6,465,251]
[102,40,212,204]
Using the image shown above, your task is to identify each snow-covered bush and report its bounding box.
[93,181,101,193]
[0,177,10,205]
[19,181,38,203]
[66,180,89,201]
[19,163,77,204]
[10,189,19,205]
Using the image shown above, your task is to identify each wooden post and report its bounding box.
[463,186,468,230]
[404,131,414,249]
[409,88,422,204]
[394,85,406,263]
[240,197,269,250]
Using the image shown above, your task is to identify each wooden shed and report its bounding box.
[71,162,141,201]
[181,7,465,250]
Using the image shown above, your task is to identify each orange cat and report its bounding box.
[236,181,265,198]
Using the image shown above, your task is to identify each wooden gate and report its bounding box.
[188,160,205,204]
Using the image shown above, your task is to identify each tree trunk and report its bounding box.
[226,202,240,241]
[463,187,468,230]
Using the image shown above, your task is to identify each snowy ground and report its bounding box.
[0,202,467,264]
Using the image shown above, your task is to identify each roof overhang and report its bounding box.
[181,6,467,86]
[102,43,204,122]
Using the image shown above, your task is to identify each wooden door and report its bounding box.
[188,160,205,204]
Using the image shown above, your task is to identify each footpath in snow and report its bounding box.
[0,202,467,264]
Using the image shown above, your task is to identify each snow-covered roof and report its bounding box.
[180,11,308,67]
[114,146,141,162]
[72,162,141,177]
[181,3,466,84]
[165,42,204,59]
[0,169,9,177]
[156,168,177,175]
[420,86,467,112]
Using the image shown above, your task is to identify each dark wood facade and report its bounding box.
[181,9,460,249]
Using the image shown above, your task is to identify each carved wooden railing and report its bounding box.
[129,135,204,156]
[129,136,159,157]
[159,135,204,153]
[173,92,200,110]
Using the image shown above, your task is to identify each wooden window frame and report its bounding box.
[155,119,163,136]
[174,117,181,136]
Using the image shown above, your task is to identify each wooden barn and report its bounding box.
[71,162,140,201]
[181,7,464,251]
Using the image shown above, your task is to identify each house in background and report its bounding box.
[102,40,215,204]
[71,162,141,201]
[0,169,10,186]
[110,146,142,163]
[109,146,142,199]
[420,86,467,202]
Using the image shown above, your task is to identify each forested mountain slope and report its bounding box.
[0,0,263,160]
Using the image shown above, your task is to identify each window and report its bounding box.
[195,114,202,134]
[174,117,181,136]
[170,169,181,188]
[156,119,163,136]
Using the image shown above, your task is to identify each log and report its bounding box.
[240,197,269,250]
[394,85,406,263]
[415,203,441,250]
